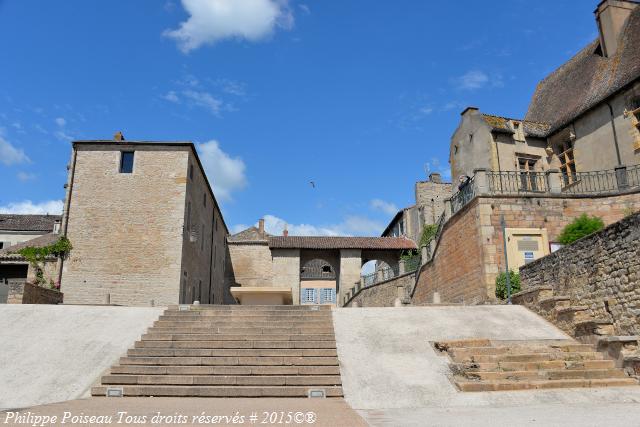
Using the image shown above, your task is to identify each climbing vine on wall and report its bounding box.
[13,237,72,288]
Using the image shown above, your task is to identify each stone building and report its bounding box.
[59,138,230,306]
[382,173,451,244]
[0,214,60,250]
[226,219,416,306]
[0,215,61,302]
[451,0,640,189]
[410,0,640,306]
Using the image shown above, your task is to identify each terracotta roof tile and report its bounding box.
[0,214,60,232]
[525,6,640,135]
[268,236,416,250]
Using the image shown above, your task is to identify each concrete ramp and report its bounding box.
[0,305,163,410]
[332,305,575,409]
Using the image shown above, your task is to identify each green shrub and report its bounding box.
[419,224,438,247]
[495,270,521,300]
[557,214,604,245]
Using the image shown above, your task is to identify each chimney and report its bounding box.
[258,218,265,236]
[595,0,637,57]
[283,225,289,237]
[114,131,125,142]
[429,172,442,184]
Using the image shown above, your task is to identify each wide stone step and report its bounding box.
[119,356,339,366]
[449,344,595,358]
[456,377,638,392]
[127,348,337,357]
[110,365,341,376]
[91,385,344,397]
[464,368,628,381]
[456,352,603,363]
[142,333,336,341]
[148,327,335,335]
[459,359,617,372]
[160,313,333,319]
[167,305,332,311]
[153,320,334,328]
[101,374,341,386]
[135,340,337,349]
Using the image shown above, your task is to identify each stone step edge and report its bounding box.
[455,377,638,392]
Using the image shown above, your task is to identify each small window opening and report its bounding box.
[119,151,134,173]
[322,265,331,273]
[189,164,194,180]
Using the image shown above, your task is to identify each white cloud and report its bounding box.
[163,91,180,103]
[424,157,451,181]
[17,172,36,182]
[197,140,247,201]
[298,4,310,15]
[455,70,489,90]
[55,117,66,127]
[419,107,434,115]
[454,70,504,91]
[234,214,384,237]
[370,199,399,216]
[0,134,30,165]
[165,0,294,53]
[0,200,63,215]
[182,89,224,116]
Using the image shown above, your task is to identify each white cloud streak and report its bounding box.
[370,199,399,216]
[0,134,30,165]
[165,0,294,53]
[197,140,247,201]
[0,200,63,215]
[233,214,385,237]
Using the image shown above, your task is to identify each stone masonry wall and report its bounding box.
[345,272,415,307]
[62,147,187,306]
[8,282,63,304]
[520,212,640,336]
[412,198,485,305]
[227,242,274,288]
[412,192,640,305]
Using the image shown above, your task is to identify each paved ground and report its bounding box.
[1,397,367,426]
[0,305,164,410]
[359,402,640,426]
[332,306,640,426]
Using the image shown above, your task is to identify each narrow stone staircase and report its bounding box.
[434,339,638,392]
[92,305,343,397]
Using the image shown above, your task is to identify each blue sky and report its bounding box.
[0,0,599,235]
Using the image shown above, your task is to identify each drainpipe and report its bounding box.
[606,102,623,166]
[56,143,78,286]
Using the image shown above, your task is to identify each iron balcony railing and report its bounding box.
[359,254,421,289]
[451,176,476,214]
[488,171,548,194]
[562,165,640,194]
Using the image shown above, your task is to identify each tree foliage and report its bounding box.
[13,237,72,286]
[557,214,604,245]
[419,224,438,247]
[495,270,521,300]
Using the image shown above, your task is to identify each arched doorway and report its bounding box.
[360,258,396,287]
[299,258,338,305]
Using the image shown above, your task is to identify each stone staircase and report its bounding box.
[92,305,343,398]
[513,286,640,378]
[434,339,638,392]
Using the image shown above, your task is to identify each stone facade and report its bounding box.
[412,191,640,305]
[344,271,415,307]
[8,282,64,304]
[61,142,228,307]
[519,212,640,336]
[271,249,301,304]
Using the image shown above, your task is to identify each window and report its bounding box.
[518,157,539,191]
[557,139,576,185]
[321,265,332,273]
[119,151,134,173]
[320,288,336,304]
[301,288,318,304]
[189,163,194,181]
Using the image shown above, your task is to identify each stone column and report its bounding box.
[443,198,452,221]
[338,249,362,306]
[615,165,629,190]
[545,169,562,193]
[473,168,490,195]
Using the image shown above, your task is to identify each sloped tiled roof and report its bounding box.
[0,233,59,256]
[481,114,551,138]
[268,236,416,250]
[227,226,270,242]
[0,214,60,232]
[525,5,640,135]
